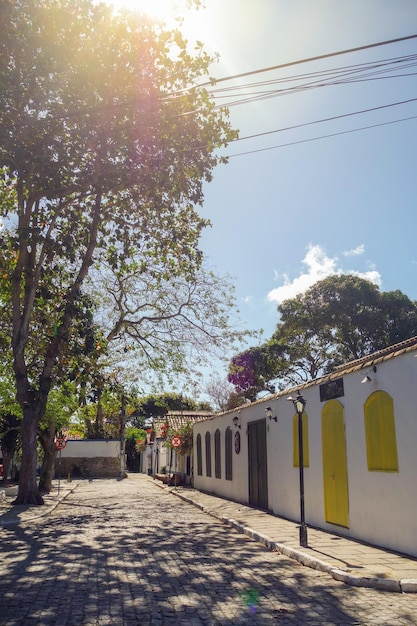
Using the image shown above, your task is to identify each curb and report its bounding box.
[0,483,78,526]
[166,486,417,594]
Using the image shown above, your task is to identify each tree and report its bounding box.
[0,413,20,483]
[0,367,21,483]
[227,345,277,401]
[0,0,237,504]
[125,426,147,472]
[38,382,79,493]
[92,261,247,389]
[228,276,417,397]
[205,376,236,412]
[277,275,417,367]
[129,392,199,426]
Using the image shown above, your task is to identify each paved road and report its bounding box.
[1,476,417,625]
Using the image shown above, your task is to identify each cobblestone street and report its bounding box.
[1,475,417,625]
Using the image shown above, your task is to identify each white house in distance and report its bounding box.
[141,411,213,481]
[193,336,417,558]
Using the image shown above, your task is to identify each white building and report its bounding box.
[59,439,122,478]
[193,336,417,558]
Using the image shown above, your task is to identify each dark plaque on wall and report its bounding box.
[319,378,344,402]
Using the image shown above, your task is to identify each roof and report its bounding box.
[152,412,213,438]
[222,335,417,414]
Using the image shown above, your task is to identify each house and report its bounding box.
[142,411,212,483]
[193,336,417,558]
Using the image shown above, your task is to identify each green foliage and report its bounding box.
[229,275,417,397]
[1,0,239,502]
[125,426,147,471]
[128,392,198,426]
[165,422,194,455]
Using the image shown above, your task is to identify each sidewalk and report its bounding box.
[154,479,417,594]
[0,482,77,525]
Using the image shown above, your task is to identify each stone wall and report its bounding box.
[56,456,121,479]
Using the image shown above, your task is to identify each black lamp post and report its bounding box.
[288,394,308,548]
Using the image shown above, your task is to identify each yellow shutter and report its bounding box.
[364,391,398,472]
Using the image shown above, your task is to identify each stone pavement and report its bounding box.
[2,475,417,595]
[153,479,417,594]
[2,476,417,625]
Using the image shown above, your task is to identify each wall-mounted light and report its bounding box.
[232,415,241,429]
[265,407,277,422]
[361,365,377,384]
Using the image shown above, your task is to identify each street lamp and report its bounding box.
[287,393,308,548]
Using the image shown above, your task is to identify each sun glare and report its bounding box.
[106,0,217,51]
[108,0,193,26]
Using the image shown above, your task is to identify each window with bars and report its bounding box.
[214,429,221,479]
[196,434,202,476]
[225,428,233,481]
[205,431,212,477]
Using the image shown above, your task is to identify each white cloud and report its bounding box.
[343,244,364,257]
[267,244,381,305]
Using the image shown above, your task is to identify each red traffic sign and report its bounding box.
[171,436,182,448]
[54,438,66,450]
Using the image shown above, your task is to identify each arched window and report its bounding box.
[364,391,398,472]
[225,427,233,481]
[196,434,202,476]
[293,412,309,467]
[205,432,212,477]
[214,429,221,479]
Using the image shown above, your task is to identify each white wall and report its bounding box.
[60,440,120,458]
[193,347,417,557]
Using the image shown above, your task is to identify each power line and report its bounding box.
[227,114,417,158]
[195,33,417,88]
[10,35,417,123]
[234,97,417,143]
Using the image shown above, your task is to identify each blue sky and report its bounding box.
[107,0,417,394]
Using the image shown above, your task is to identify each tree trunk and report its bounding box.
[1,449,13,485]
[38,425,57,493]
[13,408,44,505]
[95,397,104,438]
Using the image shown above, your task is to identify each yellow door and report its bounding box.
[322,400,349,527]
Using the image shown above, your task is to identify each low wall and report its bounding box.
[57,440,121,478]
[56,456,121,478]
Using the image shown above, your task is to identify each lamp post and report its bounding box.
[288,394,308,548]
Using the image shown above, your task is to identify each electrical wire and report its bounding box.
[227,114,417,158]
[233,97,417,144]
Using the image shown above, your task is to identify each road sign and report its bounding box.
[54,438,66,450]
[171,436,182,448]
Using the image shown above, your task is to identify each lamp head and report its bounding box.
[287,394,306,415]
[265,407,277,422]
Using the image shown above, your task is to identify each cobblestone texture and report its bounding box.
[1,476,417,625]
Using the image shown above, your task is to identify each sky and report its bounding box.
[105,0,417,395]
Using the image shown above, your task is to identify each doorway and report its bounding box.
[248,419,268,510]
[322,400,349,527]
